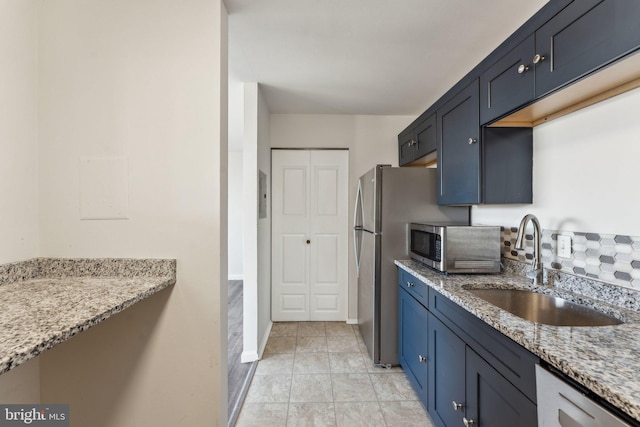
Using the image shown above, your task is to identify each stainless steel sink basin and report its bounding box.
[467,288,623,326]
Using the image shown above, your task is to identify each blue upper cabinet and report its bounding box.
[534,0,640,97]
[480,0,640,125]
[437,80,481,205]
[480,35,535,125]
[437,81,533,205]
[398,128,417,166]
[398,113,437,166]
[414,114,437,159]
[402,0,640,203]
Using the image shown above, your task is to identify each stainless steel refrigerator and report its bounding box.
[353,165,469,366]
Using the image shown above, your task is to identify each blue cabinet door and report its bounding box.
[428,313,466,427]
[414,113,437,159]
[535,0,640,97]
[398,268,429,307]
[398,113,437,166]
[465,348,537,427]
[437,80,481,205]
[398,129,416,166]
[480,34,535,125]
[398,287,429,406]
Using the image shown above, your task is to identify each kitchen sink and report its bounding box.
[466,288,624,326]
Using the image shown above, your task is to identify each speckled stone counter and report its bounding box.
[0,258,176,374]
[395,259,640,422]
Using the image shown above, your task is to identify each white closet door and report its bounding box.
[272,149,348,321]
[272,150,310,321]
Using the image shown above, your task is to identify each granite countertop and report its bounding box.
[0,258,176,374]
[396,259,640,422]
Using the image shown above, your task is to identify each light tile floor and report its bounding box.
[236,322,436,427]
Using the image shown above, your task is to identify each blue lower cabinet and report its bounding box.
[398,267,539,426]
[428,314,465,427]
[398,268,429,307]
[465,348,537,427]
[398,287,428,407]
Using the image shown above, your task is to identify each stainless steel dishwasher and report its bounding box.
[536,365,632,426]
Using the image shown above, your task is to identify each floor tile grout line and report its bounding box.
[332,400,337,427]
[370,369,390,427]
[239,322,429,426]
[285,367,292,427]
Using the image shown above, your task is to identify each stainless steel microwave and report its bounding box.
[409,223,501,273]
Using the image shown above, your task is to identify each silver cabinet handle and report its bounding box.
[452,401,463,411]
[468,138,477,145]
[463,417,475,426]
[517,64,529,74]
[533,54,545,64]
[407,282,414,288]
[418,355,427,363]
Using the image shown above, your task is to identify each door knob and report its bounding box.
[306,240,311,244]
[452,401,463,411]
[407,282,414,288]
[418,354,427,363]
[463,417,475,426]
[517,64,529,74]
[533,54,545,64]
[468,138,477,145]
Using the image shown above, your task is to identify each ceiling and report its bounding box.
[226,0,549,150]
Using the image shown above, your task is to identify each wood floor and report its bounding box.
[228,280,257,427]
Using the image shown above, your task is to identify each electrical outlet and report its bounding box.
[557,235,572,258]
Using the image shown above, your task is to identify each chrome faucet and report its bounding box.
[515,214,544,285]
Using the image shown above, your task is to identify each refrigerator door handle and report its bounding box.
[353,180,364,278]
[354,228,361,278]
[353,180,364,229]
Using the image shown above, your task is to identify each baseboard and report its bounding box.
[240,321,273,363]
[257,321,273,359]
[228,274,244,280]
[228,360,258,427]
[347,318,358,325]
[241,351,259,363]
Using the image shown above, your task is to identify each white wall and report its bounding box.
[270,114,414,320]
[473,87,640,237]
[36,1,228,426]
[242,83,272,361]
[0,0,41,403]
[257,88,272,353]
[242,83,258,361]
[0,0,39,264]
[228,151,244,279]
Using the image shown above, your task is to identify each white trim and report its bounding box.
[228,274,244,280]
[241,351,259,363]
[272,150,349,320]
[241,321,273,363]
[347,318,358,325]
[257,321,273,359]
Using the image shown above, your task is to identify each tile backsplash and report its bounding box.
[501,227,640,290]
